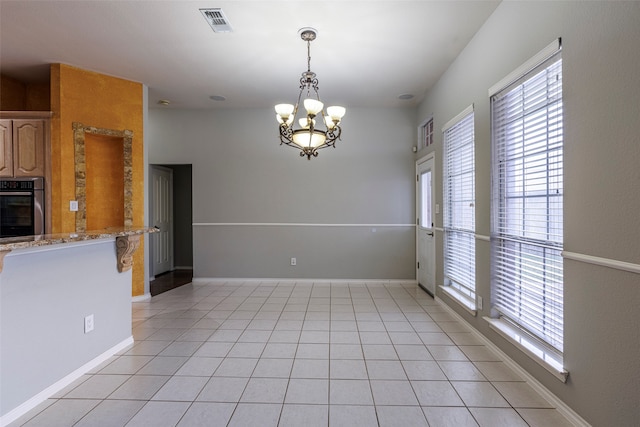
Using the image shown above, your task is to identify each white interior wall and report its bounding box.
[147,3,640,422]
[415,2,640,426]
[148,106,417,280]
[0,241,132,419]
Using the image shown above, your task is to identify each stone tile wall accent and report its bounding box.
[73,122,133,232]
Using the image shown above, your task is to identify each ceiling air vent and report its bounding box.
[200,8,233,33]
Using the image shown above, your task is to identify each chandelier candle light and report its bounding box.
[275,28,346,160]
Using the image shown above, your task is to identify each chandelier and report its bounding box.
[275,28,346,160]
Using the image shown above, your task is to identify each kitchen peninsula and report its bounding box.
[0,227,157,425]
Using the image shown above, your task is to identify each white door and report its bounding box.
[151,165,173,276]
[417,155,436,296]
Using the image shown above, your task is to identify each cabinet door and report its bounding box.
[13,120,45,177]
[0,120,13,177]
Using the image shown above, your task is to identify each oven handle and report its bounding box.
[1,192,33,196]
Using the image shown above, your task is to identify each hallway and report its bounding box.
[151,270,194,297]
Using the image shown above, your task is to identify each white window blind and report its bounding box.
[443,107,475,300]
[491,50,563,353]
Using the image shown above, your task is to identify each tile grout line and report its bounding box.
[13,281,569,426]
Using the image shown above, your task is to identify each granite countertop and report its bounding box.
[0,226,159,252]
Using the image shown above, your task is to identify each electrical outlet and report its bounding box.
[70,200,78,211]
[84,314,94,333]
[477,296,483,311]
[290,257,297,266]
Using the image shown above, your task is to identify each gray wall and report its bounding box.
[148,107,416,279]
[0,241,132,418]
[415,2,640,426]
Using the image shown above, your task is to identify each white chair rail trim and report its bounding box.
[193,223,415,227]
[562,251,640,275]
[193,278,419,286]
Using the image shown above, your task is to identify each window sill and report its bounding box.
[484,316,568,383]
[439,286,476,316]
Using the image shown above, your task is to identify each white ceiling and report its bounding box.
[0,1,500,110]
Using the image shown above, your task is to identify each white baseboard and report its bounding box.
[132,293,151,302]
[434,298,590,427]
[191,277,417,286]
[0,336,134,427]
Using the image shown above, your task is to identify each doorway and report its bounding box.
[150,165,173,276]
[416,155,436,296]
[149,164,193,296]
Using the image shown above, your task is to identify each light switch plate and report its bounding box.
[70,201,78,211]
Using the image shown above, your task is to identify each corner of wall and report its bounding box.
[49,63,146,296]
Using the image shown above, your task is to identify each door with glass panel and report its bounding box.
[417,155,436,296]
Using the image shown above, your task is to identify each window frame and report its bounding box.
[442,105,476,309]
[418,117,434,150]
[490,41,564,359]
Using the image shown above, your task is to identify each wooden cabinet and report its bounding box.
[0,119,46,177]
[0,120,13,177]
[1,111,52,234]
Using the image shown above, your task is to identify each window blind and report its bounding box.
[443,108,475,300]
[491,51,563,352]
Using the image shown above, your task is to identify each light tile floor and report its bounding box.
[10,281,574,426]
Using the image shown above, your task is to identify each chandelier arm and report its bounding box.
[278,123,295,146]
[323,126,342,148]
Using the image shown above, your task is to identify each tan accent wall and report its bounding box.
[1,75,27,110]
[85,134,125,230]
[0,75,51,111]
[26,82,51,111]
[50,64,145,296]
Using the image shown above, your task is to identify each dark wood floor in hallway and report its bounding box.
[150,269,193,296]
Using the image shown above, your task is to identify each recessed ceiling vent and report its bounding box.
[200,8,233,33]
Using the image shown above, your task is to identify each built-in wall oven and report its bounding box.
[0,177,45,238]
